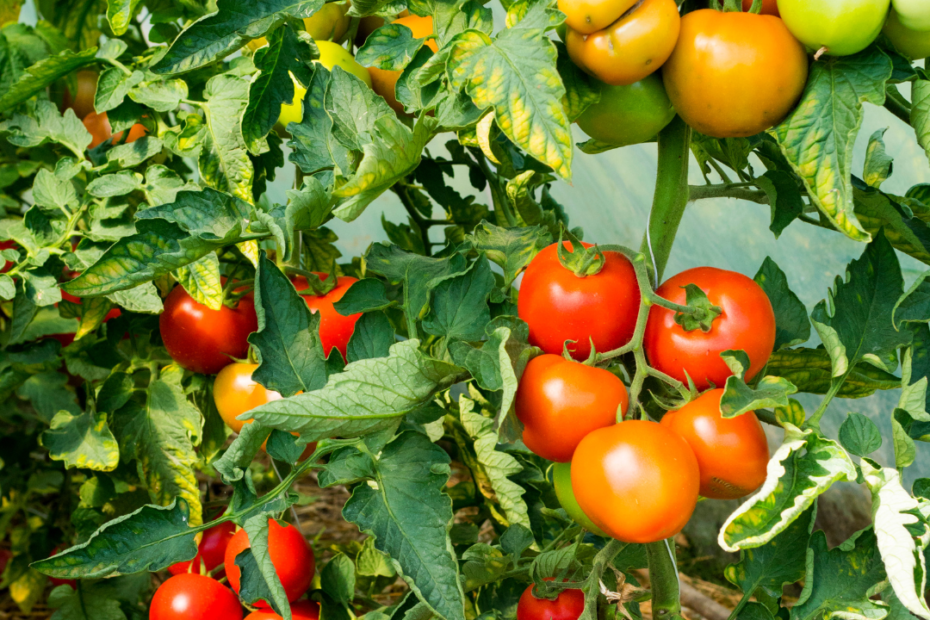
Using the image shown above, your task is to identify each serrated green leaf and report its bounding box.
[334,278,393,315]
[721,374,798,419]
[462,221,550,289]
[236,515,291,615]
[346,311,395,363]
[894,269,930,326]
[755,170,805,238]
[838,412,882,457]
[422,255,494,342]
[17,371,80,423]
[395,46,443,113]
[107,282,163,313]
[854,179,930,266]
[288,66,352,175]
[48,581,125,620]
[106,136,163,169]
[40,409,119,471]
[175,251,222,311]
[0,101,92,158]
[106,0,142,35]
[893,409,917,468]
[87,172,141,197]
[128,78,188,112]
[94,67,144,113]
[200,74,254,203]
[143,164,198,206]
[772,47,893,242]
[357,23,425,70]
[913,80,930,166]
[0,47,97,109]
[754,257,810,350]
[863,128,893,189]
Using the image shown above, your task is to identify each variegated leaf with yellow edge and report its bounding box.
[200,74,254,204]
[40,409,120,471]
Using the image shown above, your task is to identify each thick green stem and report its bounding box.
[580,539,625,619]
[689,184,768,204]
[647,539,685,620]
[885,86,911,124]
[806,379,843,430]
[641,116,692,283]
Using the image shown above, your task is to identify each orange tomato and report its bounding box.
[741,0,779,15]
[82,111,147,149]
[291,275,362,360]
[572,420,699,543]
[367,15,438,114]
[558,0,639,35]
[565,0,680,86]
[661,9,808,138]
[660,389,769,499]
[62,70,98,119]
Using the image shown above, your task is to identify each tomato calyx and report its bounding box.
[285,266,338,296]
[671,284,722,332]
[556,228,605,277]
[712,0,749,12]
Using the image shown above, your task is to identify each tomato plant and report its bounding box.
[245,601,321,620]
[150,573,243,620]
[516,579,585,620]
[168,521,237,576]
[778,0,891,56]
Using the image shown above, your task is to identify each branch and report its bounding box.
[885,85,912,125]
[688,184,769,204]
[646,540,686,620]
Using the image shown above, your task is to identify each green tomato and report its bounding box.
[576,74,676,147]
[892,0,930,30]
[315,40,373,87]
[304,2,351,42]
[778,0,891,56]
[553,462,608,537]
[884,9,930,60]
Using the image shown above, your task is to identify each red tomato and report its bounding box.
[572,420,700,543]
[244,601,321,620]
[291,275,361,360]
[224,520,315,607]
[742,0,779,14]
[0,240,16,272]
[82,111,146,149]
[516,578,584,620]
[159,285,258,375]
[643,267,776,390]
[515,354,628,462]
[168,521,237,576]
[660,389,769,499]
[518,242,640,360]
[150,573,243,620]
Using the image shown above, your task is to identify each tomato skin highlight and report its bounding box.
[224,520,315,607]
[150,573,243,620]
[516,579,585,620]
[245,601,321,620]
[883,9,930,60]
[576,73,676,147]
[662,9,808,138]
[572,420,700,543]
[291,275,362,360]
[660,389,770,499]
[159,285,258,375]
[566,0,681,86]
[558,0,639,35]
[643,267,776,391]
[518,242,640,360]
[168,521,237,576]
[778,0,891,57]
[515,354,628,462]
[552,462,608,536]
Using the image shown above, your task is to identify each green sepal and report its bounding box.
[673,283,723,332]
[555,227,603,277]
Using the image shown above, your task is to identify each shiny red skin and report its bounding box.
[224,520,315,608]
[291,275,361,360]
[518,243,640,360]
[168,521,237,576]
[244,601,321,620]
[150,573,243,620]
[159,285,258,375]
[515,354,628,462]
[0,240,16,272]
[517,579,585,620]
[643,267,775,390]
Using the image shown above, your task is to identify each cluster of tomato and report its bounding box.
[511,242,774,611]
[61,71,148,148]
[566,0,930,144]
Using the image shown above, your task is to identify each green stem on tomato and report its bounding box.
[392,183,433,257]
[688,184,768,204]
[884,85,911,124]
[806,378,843,430]
[471,148,516,227]
[578,539,626,619]
[646,539,686,620]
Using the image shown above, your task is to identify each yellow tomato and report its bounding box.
[315,40,373,86]
[883,9,930,60]
[304,2,351,41]
[278,74,307,129]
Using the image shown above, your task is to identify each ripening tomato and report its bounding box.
[741,0,778,15]
[892,0,930,30]
[662,9,808,138]
[778,0,890,56]
[292,275,362,359]
[61,70,98,120]
[368,16,439,114]
[159,285,258,375]
[0,240,17,272]
[245,601,321,620]
[168,521,237,576]
[214,363,285,434]
[552,462,607,536]
[518,242,640,360]
[643,267,776,390]
[572,420,700,543]
[883,9,930,60]
[82,111,146,149]
[278,74,308,130]
[304,2,351,41]
[558,0,639,34]
[660,389,769,499]
[576,73,675,146]
[150,573,243,620]
[516,579,584,620]
[225,520,315,607]
[515,354,628,462]
[566,0,680,86]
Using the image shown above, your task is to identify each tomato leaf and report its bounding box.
[346,311,395,363]
[863,128,893,189]
[753,257,810,350]
[87,172,142,198]
[334,279,394,315]
[719,349,798,419]
[0,101,92,159]
[39,409,120,472]
[0,47,98,110]
[755,170,805,238]
[128,77,189,112]
[913,80,930,167]
[719,425,856,552]
[94,67,144,113]
[772,47,893,242]
[105,136,164,170]
[895,270,930,327]
[18,371,80,423]
[288,66,353,175]
[235,515,292,617]
[838,413,883,457]
[356,23,426,71]
[200,74,254,203]
[106,0,143,35]
[175,251,223,311]
[339,431,467,620]
[422,255,494,342]
[447,0,572,180]
[214,421,273,483]
[396,46,443,113]
[460,221,551,289]
[554,41,598,123]
[854,179,930,267]
[30,500,199,578]
[151,0,323,75]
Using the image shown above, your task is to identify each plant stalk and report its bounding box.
[646,539,686,620]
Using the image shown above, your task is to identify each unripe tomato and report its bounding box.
[317,40,372,86]
[278,74,307,130]
[565,0,680,86]
[778,0,891,57]
[1,240,17,272]
[552,462,607,536]
[558,0,639,35]
[82,111,146,149]
[304,2,351,41]
[572,420,700,543]
[517,242,640,361]
[643,267,776,391]
[168,521,237,576]
[224,520,315,608]
[516,579,584,620]
[662,10,808,138]
[515,354,628,462]
[892,0,930,30]
[660,389,769,499]
[741,0,778,15]
[159,285,258,375]
[576,74,675,146]
[368,16,439,114]
[150,573,243,620]
[291,275,362,360]
[61,70,98,119]
[244,601,321,620]
[883,9,930,60]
